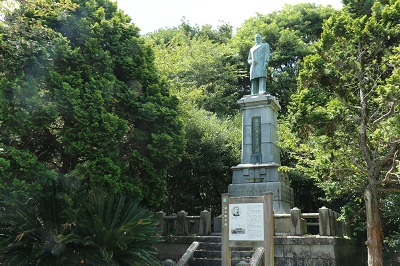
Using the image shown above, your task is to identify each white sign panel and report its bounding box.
[228,203,264,241]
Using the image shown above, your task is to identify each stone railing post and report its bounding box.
[162,259,176,266]
[213,214,222,234]
[155,211,166,235]
[319,206,332,236]
[330,209,336,236]
[342,221,347,237]
[336,212,343,237]
[290,207,303,236]
[170,213,177,234]
[177,210,188,235]
[199,210,211,236]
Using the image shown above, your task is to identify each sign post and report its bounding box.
[221,192,274,266]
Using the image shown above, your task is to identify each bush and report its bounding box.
[0,178,160,265]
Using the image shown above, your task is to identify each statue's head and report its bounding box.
[255,34,262,44]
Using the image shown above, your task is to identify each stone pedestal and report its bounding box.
[228,93,294,214]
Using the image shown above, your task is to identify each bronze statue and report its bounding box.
[248,34,270,94]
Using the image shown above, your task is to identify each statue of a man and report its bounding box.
[248,34,270,94]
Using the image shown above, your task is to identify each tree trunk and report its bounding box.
[365,183,383,266]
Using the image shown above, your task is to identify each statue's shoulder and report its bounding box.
[261,42,269,49]
[251,43,262,52]
[251,43,269,53]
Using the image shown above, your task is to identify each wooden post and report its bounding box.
[263,192,274,266]
[200,210,211,236]
[177,210,188,235]
[221,193,231,266]
[155,211,166,235]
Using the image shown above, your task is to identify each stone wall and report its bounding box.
[155,235,355,265]
[155,237,192,262]
[274,236,354,266]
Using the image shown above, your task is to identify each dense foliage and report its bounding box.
[148,22,241,117]
[1,1,399,264]
[0,178,160,265]
[163,108,241,216]
[0,0,184,207]
[282,0,400,264]
[148,23,242,216]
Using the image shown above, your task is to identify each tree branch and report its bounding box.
[378,175,400,184]
[378,188,400,193]
[334,92,361,111]
[382,147,399,180]
[358,40,373,170]
[373,102,395,125]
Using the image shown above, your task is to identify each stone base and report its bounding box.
[231,163,290,185]
[238,94,281,165]
[228,182,294,214]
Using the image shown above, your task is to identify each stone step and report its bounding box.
[197,242,252,251]
[198,242,220,250]
[194,250,221,259]
[166,236,221,244]
[189,258,221,266]
[191,240,254,266]
[195,236,221,243]
[177,237,255,265]
[194,249,253,259]
[232,250,254,259]
[189,257,251,266]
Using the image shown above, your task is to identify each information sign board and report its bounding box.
[228,203,264,241]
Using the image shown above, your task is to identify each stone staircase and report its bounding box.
[184,236,254,266]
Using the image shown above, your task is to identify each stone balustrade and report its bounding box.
[274,206,350,237]
[156,206,349,237]
[155,210,212,236]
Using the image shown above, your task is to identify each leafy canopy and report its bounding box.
[0,0,184,207]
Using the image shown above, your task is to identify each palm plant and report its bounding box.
[0,179,161,265]
[0,180,74,265]
[64,189,161,265]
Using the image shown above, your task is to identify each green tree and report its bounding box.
[148,23,242,117]
[0,0,184,207]
[147,23,242,215]
[162,108,241,216]
[283,0,400,264]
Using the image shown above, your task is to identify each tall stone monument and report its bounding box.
[228,35,293,214]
